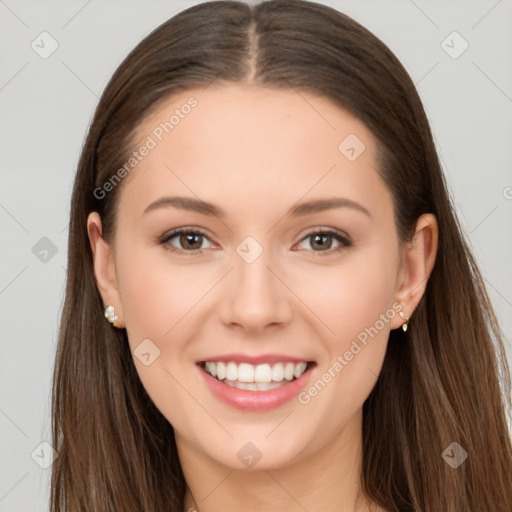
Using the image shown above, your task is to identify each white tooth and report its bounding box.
[284,362,295,381]
[216,362,226,380]
[238,363,255,382]
[221,378,289,391]
[226,362,238,381]
[256,381,284,391]
[234,380,248,390]
[271,363,285,382]
[208,362,217,378]
[254,363,272,383]
[293,362,307,378]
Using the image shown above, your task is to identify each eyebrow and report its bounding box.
[142,195,372,219]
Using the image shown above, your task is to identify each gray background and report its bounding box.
[1,0,511,510]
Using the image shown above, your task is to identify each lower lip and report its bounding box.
[197,363,316,412]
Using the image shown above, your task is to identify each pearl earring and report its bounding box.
[104,305,119,325]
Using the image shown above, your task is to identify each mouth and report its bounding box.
[197,360,317,391]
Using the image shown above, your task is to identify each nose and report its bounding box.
[218,246,293,333]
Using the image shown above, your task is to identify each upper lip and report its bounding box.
[196,353,314,366]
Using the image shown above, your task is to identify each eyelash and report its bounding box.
[157,227,352,257]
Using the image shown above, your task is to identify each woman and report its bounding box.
[51,1,512,510]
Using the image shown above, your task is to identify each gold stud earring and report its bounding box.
[398,311,409,332]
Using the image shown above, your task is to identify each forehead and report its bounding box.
[118,84,388,220]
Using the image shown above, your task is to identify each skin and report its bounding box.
[87,84,438,512]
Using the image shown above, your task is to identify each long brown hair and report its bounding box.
[51,1,512,510]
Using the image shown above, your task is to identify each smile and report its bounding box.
[201,361,310,390]
[197,360,317,411]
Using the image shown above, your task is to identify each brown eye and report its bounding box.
[177,232,204,251]
[159,228,213,254]
[296,229,352,256]
[309,233,334,251]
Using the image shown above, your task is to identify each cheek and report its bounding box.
[114,246,208,424]
[303,247,399,343]
[300,245,398,402]
[116,242,208,345]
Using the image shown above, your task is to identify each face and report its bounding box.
[89,84,417,471]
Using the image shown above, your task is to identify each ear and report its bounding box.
[390,213,438,330]
[87,212,125,328]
